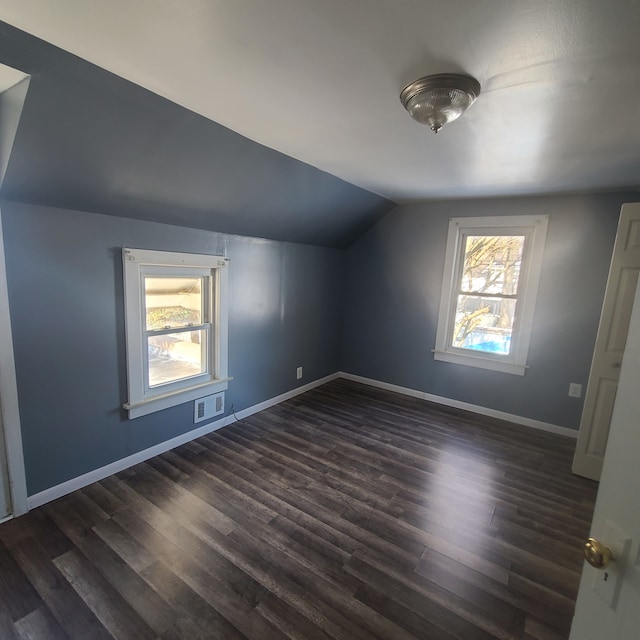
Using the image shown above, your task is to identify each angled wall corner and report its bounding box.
[0,69,30,190]
[0,67,30,516]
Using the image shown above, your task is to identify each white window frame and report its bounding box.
[434,215,548,376]
[122,248,229,419]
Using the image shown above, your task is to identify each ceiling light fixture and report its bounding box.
[400,73,481,134]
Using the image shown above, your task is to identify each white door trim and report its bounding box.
[573,203,640,480]
[0,206,28,516]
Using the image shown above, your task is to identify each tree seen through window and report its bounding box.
[453,235,525,354]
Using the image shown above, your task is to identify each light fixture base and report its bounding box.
[400,73,481,133]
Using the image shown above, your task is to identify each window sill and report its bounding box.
[124,377,231,419]
[433,350,527,376]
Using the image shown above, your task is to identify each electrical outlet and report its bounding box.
[296,366,303,380]
[568,382,583,398]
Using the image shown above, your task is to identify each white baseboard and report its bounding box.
[27,369,576,510]
[337,372,579,439]
[232,372,339,421]
[27,372,340,510]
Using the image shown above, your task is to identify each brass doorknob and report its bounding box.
[584,537,613,569]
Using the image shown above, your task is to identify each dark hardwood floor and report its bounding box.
[0,379,598,639]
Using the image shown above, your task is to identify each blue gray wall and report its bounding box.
[4,190,640,496]
[340,191,640,430]
[1,201,344,495]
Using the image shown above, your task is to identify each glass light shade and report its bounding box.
[400,74,481,133]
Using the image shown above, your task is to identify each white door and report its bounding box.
[572,203,640,480]
[569,277,640,639]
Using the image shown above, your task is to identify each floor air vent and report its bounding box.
[194,392,225,423]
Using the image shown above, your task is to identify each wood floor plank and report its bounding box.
[140,560,249,640]
[353,581,464,640]
[188,463,361,557]
[0,379,596,639]
[53,549,157,640]
[414,550,571,634]
[0,605,20,640]
[158,520,363,640]
[231,532,420,640]
[0,541,44,622]
[11,537,114,640]
[179,463,280,526]
[256,592,336,640]
[75,532,181,638]
[113,508,281,640]
[99,475,174,530]
[257,515,361,593]
[92,517,156,573]
[154,542,288,640]
[80,482,126,517]
[131,461,238,534]
[197,432,400,522]
[14,606,70,640]
[347,553,503,640]
[523,616,567,640]
[193,439,425,571]
[0,518,33,549]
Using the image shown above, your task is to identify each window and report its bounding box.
[122,248,229,418]
[434,215,548,375]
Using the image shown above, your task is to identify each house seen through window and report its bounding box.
[145,276,208,387]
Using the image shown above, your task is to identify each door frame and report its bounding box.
[573,203,640,480]
[0,206,27,517]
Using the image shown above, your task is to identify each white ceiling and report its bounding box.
[2,0,639,202]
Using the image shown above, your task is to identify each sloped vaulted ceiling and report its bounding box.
[2,1,639,204]
[0,22,394,248]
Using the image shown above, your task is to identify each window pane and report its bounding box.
[147,330,206,387]
[460,236,524,295]
[145,277,203,330]
[453,295,517,355]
